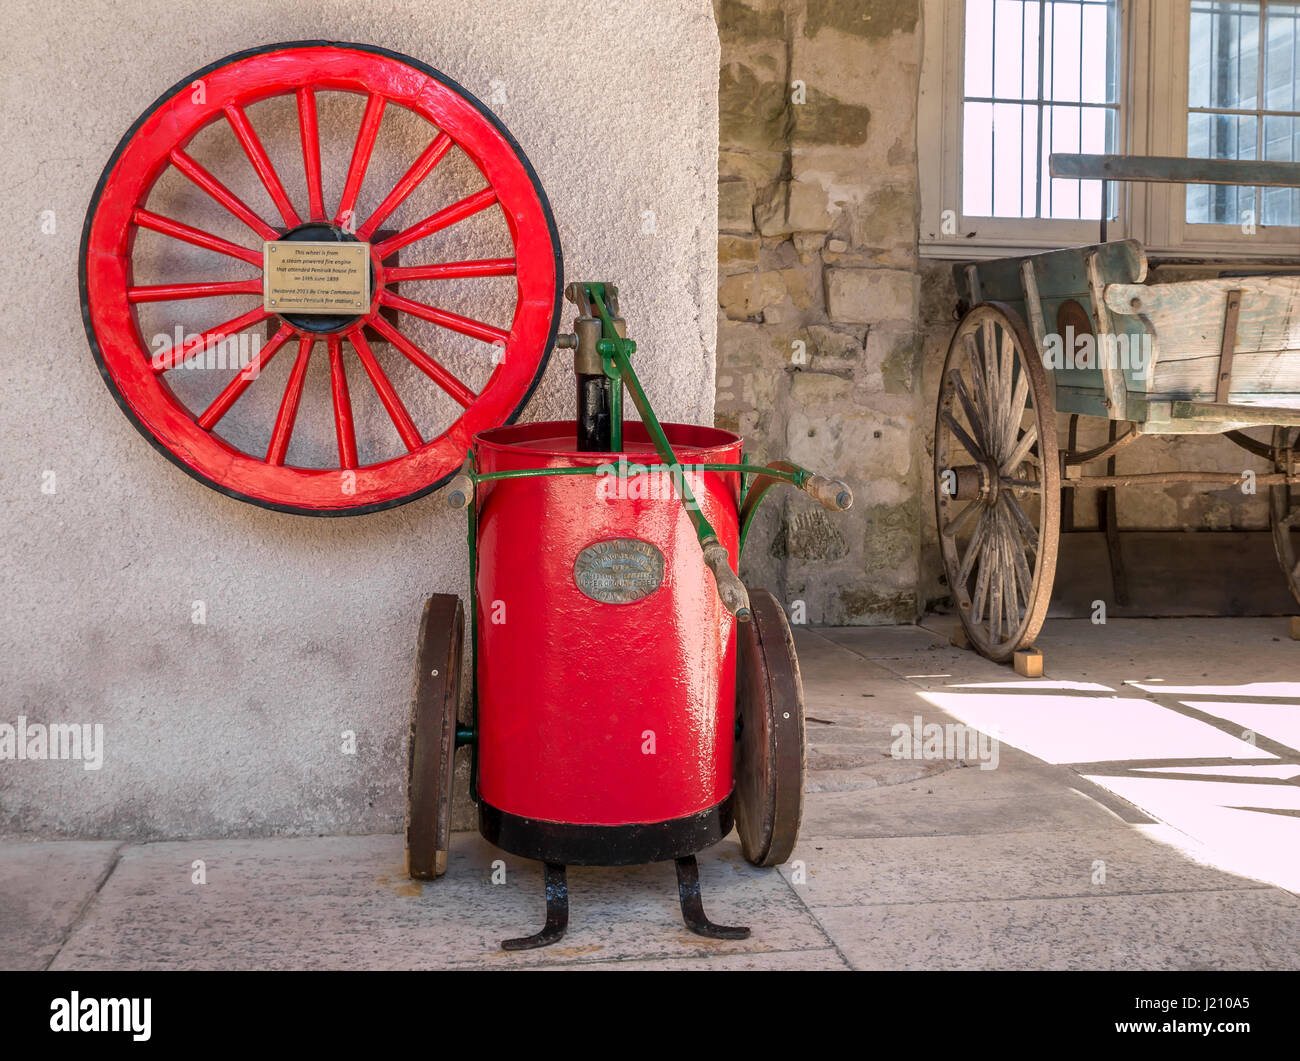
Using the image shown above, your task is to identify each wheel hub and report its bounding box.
[267,222,374,334]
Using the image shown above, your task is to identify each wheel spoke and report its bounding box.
[198,324,295,429]
[1003,525,1020,641]
[1000,423,1039,476]
[373,188,499,258]
[349,329,424,452]
[988,530,1003,643]
[296,87,326,220]
[997,328,1015,461]
[955,508,989,588]
[129,278,262,303]
[357,132,453,240]
[169,149,280,240]
[327,335,358,469]
[941,497,982,539]
[384,258,517,282]
[224,104,302,228]
[133,208,262,265]
[152,306,270,373]
[971,547,990,625]
[380,290,509,346]
[982,318,1000,454]
[336,93,387,226]
[949,369,987,454]
[1004,366,1029,457]
[266,336,314,465]
[1005,505,1035,603]
[1001,492,1040,555]
[940,410,986,464]
[367,316,477,408]
[962,334,994,450]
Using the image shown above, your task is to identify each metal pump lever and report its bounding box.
[569,282,752,623]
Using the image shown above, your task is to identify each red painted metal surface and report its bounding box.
[474,421,744,826]
[81,42,560,514]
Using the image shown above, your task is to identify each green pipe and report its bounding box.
[473,462,807,484]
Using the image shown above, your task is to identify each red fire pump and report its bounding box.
[80,42,853,949]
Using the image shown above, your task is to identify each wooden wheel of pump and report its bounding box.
[935,302,1060,662]
[406,594,464,880]
[734,589,806,867]
[1270,426,1300,606]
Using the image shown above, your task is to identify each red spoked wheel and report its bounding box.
[80,41,561,515]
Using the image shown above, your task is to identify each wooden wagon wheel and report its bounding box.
[1269,426,1300,607]
[734,589,805,867]
[934,302,1060,662]
[81,41,561,515]
[406,594,464,880]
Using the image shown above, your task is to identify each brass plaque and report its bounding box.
[263,241,370,314]
[574,539,665,604]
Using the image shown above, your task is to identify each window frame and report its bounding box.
[919,0,1300,260]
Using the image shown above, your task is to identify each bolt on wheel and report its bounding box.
[81,41,562,515]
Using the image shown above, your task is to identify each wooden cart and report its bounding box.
[934,154,1300,662]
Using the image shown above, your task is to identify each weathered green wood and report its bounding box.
[953,238,1147,305]
[1107,276,1300,398]
[1051,153,1300,188]
[1170,399,1300,427]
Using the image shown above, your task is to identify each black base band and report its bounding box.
[478,795,733,866]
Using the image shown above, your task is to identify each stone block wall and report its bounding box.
[714,0,924,625]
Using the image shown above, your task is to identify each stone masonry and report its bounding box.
[714,0,923,624]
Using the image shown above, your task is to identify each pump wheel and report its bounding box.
[406,594,464,880]
[734,589,806,867]
[81,41,561,515]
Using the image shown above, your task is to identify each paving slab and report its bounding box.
[49,834,832,970]
[812,888,1300,970]
[0,841,121,970]
[778,826,1269,907]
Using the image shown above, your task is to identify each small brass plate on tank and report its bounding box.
[263,241,370,314]
[574,538,665,604]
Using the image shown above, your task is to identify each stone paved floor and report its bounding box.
[3,619,1298,970]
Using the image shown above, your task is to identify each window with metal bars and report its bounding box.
[1187,0,1300,227]
[961,0,1121,221]
[920,0,1300,256]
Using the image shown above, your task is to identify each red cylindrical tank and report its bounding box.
[473,419,744,864]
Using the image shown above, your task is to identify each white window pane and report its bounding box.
[1080,1,1114,104]
[1049,0,1084,103]
[1190,1,1260,110]
[993,0,1029,99]
[1262,115,1300,226]
[965,0,995,98]
[1265,2,1299,111]
[963,102,995,216]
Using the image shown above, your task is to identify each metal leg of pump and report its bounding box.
[674,855,750,940]
[501,862,569,951]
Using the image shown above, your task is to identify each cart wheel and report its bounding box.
[406,594,464,880]
[734,589,805,867]
[81,41,561,515]
[935,302,1060,662]
[1270,426,1300,606]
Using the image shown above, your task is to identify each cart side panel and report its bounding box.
[1107,276,1300,402]
[952,240,1151,411]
